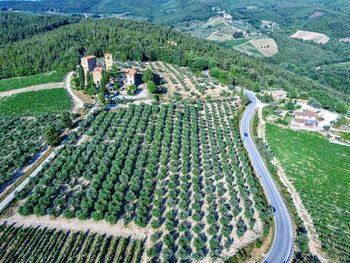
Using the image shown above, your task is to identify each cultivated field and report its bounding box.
[0,223,144,263]
[251,38,278,57]
[0,71,66,92]
[233,41,266,58]
[0,88,72,116]
[116,61,233,101]
[176,15,258,43]
[266,124,350,261]
[0,115,62,188]
[290,30,330,45]
[14,101,270,262]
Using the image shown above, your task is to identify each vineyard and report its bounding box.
[0,222,144,263]
[0,114,62,188]
[266,124,350,262]
[16,101,270,262]
[0,88,71,116]
[0,71,66,92]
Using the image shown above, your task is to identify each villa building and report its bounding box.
[81,55,97,73]
[104,53,113,71]
[123,69,138,85]
[92,67,103,85]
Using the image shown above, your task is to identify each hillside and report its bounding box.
[0,14,348,114]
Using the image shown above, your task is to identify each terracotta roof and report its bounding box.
[125,68,137,76]
[82,55,96,60]
[294,110,316,117]
[293,118,305,124]
[93,67,103,73]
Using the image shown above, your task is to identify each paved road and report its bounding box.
[240,90,293,263]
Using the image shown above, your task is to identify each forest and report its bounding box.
[0,12,81,46]
[0,13,348,113]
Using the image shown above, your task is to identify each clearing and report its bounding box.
[290,30,330,45]
[251,38,279,57]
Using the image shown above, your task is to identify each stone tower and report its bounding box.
[104,53,113,71]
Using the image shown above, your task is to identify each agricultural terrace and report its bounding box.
[116,61,232,100]
[0,115,63,188]
[0,223,144,263]
[266,124,350,261]
[0,71,66,92]
[0,88,72,116]
[16,101,270,262]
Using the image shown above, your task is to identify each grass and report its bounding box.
[0,71,66,92]
[266,124,350,261]
[0,88,72,116]
[233,42,265,58]
[223,38,253,48]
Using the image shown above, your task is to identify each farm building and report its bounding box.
[291,110,318,128]
[123,69,138,85]
[294,110,317,118]
[92,67,103,85]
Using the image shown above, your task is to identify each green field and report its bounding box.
[266,124,350,261]
[223,38,253,48]
[0,88,72,116]
[0,71,66,92]
[233,42,265,58]
[0,223,144,262]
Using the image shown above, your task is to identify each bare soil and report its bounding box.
[251,38,278,57]
[290,30,330,44]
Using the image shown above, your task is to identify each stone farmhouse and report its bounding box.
[81,55,97,85]
[122,69,138,86]
[80,53,141,89]
[92,67,103,85]
[291,110,318,128]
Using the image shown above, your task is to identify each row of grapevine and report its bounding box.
[0,223,144,263]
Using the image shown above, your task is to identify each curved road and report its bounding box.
[240,90,293,263]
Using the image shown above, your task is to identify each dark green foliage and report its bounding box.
[0,223,144,263]
[60,111,73,128]
[0,12,81,46]
[142,69,154,83]
[0,15,347,113]
[44,126,60,146]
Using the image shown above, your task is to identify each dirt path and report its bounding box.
[0,82,65,97]
[257,104,329,262]
[1,213,150,240]
[64,72,84,112]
